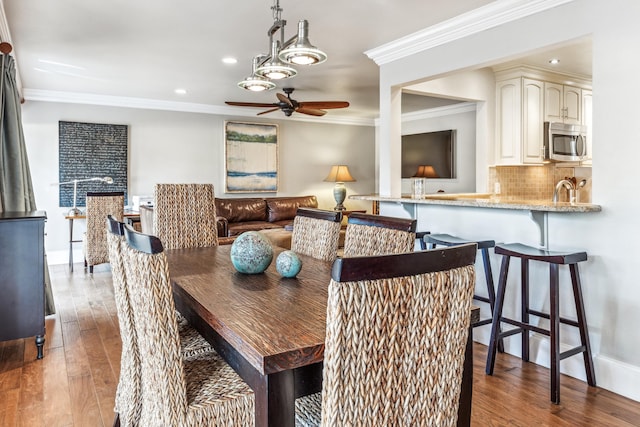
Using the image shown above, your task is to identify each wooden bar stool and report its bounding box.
[424,234,497,328]
[485,243,596,404]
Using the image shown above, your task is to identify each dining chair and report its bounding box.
[83,191,124,273]
[120,223,254,426]
[153,183,219,250]
[106,216,217,427]
[342,212,417,257]
[291,208,342,261]
[296,243,478,426]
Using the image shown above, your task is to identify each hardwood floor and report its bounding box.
[1,262,639,426]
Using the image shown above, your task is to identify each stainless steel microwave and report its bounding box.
[543,122,588,162]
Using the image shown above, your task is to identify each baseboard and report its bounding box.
[47,249,80,266]
[473,328,640,403]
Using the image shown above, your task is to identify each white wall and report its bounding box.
[376,0,640,401]
[21,101,375,263]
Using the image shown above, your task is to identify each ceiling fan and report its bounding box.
[225,88,349,117]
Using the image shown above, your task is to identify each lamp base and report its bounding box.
[68,207,83,216]
[333,182,347,211]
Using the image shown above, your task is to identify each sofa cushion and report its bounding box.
[267,196,318,223]
[215,198,267,223]
[227,221,282,236]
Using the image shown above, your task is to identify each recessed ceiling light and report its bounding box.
[222,57,238,64]
[549,58,560,65]
[174,88,187,95]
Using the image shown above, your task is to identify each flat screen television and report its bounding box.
[401,129,455,179]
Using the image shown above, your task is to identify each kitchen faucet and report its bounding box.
[553,179,575,203]
[553,178,588,203]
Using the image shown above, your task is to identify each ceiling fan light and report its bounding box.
[237,75,276,92]
[279,20,327,65]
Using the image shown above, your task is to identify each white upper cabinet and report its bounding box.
[582,89,593,161]
[544,83,582,124]
[494,67,591,165]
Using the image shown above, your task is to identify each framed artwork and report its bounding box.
[225,121,278,193]
[58,121,129,207]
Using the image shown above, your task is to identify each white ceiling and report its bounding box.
[2,0,591,121]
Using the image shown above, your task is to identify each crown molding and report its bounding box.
[373,101,477,127]
[365,0,575,65]
[23,89,375,127]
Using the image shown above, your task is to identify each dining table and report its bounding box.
[167,244,480,427]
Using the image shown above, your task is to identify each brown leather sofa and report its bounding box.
[215,195,318,237]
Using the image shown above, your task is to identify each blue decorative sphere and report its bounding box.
[230,231,274,274]
[276,250,303,278]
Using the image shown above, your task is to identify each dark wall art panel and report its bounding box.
[58,121,128,207]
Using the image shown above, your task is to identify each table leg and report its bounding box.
[457,324,473,427]
[68,218,74,272]
[255,370,296,427]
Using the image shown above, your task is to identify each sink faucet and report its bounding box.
[553,179,575,203]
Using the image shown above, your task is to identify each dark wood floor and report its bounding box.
[1,263,639,426]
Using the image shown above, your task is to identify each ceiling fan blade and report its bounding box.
[276,93,294,107]
[257,107,281,116]
[296,107,327,116]
[225,101,279,108]
[298,101,349,109]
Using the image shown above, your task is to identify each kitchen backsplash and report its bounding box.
[488,165,592,202]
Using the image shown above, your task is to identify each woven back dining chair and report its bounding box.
[106,216,142,427]
[342,212,417,257]
[107,216,218,427]
[121,224,254,427]
[295,243,478,427]
[291,208,342,262]
[84,191,124,273]
[153,183,218,250]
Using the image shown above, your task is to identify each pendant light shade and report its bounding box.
[279,20,327,65]
[255,41,297,80]
[237,0,326,91]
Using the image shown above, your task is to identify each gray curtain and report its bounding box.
[1,52,55,315]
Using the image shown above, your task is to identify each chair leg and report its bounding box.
[112,413,121,427]
[89,265,94,274]
[486,254,510,375]
[521,258,530,362]
[550,263,561,404]
[569,263,597,387]
[481,248,504,353]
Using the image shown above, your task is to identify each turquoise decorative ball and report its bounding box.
[276,250,303,278]
[230,231,274,274]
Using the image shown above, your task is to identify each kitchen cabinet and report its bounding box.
[544,82,582,125]
[495,77,544,165]
[582,89,593,161]
[0,211,47,359]
[494,67,591,165]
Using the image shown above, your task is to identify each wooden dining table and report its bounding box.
[167,244,479,427]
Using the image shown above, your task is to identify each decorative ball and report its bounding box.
[276,250,303,278]
[230,231,274,274]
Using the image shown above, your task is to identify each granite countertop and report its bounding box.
[350,193,602,213]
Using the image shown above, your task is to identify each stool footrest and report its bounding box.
[474,318,493,327]
[473,294,491,304]
[560,345,588,360]
[527,309,581,328]
[500,318,549,336]
[497,326,525,338]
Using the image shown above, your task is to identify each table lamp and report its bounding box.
[412,165,438,198]
[53,176,114,215]
[324,165,356,211]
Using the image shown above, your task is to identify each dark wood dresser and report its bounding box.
[0,211,47,359]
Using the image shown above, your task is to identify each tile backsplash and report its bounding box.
[488,165,592,202]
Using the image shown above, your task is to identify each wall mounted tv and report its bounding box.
[401,129,455,179]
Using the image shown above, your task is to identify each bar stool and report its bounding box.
[485,243,596,404]
[424,234,498,329]
[415,231,430,250]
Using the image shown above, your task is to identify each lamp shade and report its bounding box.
[413,165,439,178]
[323,165,356,183]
